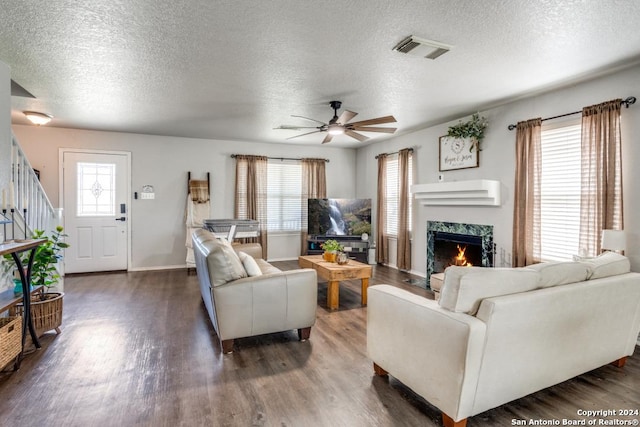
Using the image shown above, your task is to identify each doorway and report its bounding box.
[61,149,131,273]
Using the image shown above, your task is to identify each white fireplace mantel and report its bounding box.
[411,179,501,206]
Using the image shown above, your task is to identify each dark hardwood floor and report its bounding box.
[0,262,638,426]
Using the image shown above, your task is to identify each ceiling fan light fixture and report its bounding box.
[23,111,53,125]
[328,124,345,135]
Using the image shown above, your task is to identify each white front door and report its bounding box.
[62,150,130,273]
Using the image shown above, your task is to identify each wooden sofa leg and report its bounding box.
[442,413,467,427]
[298,327,311,341]
[221,339,234,354]
[373,362,388,377]
[611,356,627,368]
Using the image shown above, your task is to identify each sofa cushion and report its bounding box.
[439,267,540,314]
[581,252,630,279]
[232,242,263,260]
[526,261,590,288]
[205,238,248,286]
[237,251,263,277]
[256,259,282,275]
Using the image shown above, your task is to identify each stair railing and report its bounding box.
[8,135,59,239]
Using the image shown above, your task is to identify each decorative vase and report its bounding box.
[12,279,33,297]
[336,252,349,265]
[323,251,337,262]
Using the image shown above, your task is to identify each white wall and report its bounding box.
[1,62,12,290]
[0,61,10,193]
[356,64,640,275]
[12,126,357,268]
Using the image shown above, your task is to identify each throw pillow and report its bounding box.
[581,252,630,280]
[526,261,590,288]
[205,238,248,286]
[237,251,263,277]
[439,267,540,315]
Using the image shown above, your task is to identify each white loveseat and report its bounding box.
[367,253,640,427]
[192,228,318,353]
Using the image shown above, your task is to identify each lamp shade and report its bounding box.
[601,229,626,251]
[23,111,53,125]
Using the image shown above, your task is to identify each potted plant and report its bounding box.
[6,226,69,336]
[446,113,489,152]
[321,239,343,262]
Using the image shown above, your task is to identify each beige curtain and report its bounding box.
[512,118,542,267]
[579,99,623,255]
[234,155,268,258]
[375,154,388,264]
[300,158,327,254]
[396,148,412,270]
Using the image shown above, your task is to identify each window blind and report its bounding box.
[267,160,302,232]
[385,153,413,236]
[540,122,581,261]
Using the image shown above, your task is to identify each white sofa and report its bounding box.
[367,252,640,427]
[192,228,318,353]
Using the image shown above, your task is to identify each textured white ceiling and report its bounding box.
[2,0,640,147]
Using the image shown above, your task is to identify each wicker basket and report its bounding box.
[0,316,22,370]
[11,292,63,337]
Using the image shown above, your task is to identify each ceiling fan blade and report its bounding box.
[337,110,357,125]
[291,115,327,125]
[348,115,397,127]
[286,130,323,140]
[274,125,320,130]
[351,126,397,134]
[345,129,369,142]
[321,134,334,144]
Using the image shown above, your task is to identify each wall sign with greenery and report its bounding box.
[446,113,488,152]
[439,113,488,171]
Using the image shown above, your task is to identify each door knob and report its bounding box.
[115,217,126,221]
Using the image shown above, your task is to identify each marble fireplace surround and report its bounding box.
[426,221,494,286]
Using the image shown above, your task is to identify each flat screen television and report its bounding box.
[307,198,372,237]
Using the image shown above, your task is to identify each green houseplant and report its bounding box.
[446,113,489,151]
[321,239,343,262]
[5,226,69,336]
[28,227,69,291]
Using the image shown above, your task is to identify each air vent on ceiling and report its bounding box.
[11,79,36,98]
[392,35,452,60]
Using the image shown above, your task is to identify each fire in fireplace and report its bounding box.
[453,245,473,267]
[427,221,494,286]
[432,231,483,274]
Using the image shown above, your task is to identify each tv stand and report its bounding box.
[307,236,370,264]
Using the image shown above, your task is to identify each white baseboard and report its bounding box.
[267,257,298,262]
[128,264,188,272]
[409,269,426,278]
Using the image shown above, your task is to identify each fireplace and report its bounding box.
[427,221,494,286]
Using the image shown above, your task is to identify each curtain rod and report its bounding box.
[374,147,414,159]
[507,96,636,131]
[230,154,329,162]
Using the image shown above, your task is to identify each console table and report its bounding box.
[0,239,47,367]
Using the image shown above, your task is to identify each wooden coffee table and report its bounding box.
[298,255,373,310]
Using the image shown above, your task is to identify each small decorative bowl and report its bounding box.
[336,253,349,265]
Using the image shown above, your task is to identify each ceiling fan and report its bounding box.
[275,100,397,144]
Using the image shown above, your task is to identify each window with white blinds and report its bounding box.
[267,160,302,232]
[539,121,581,261]
[385,153,413,236]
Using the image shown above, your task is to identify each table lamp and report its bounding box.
[601,229,626,253]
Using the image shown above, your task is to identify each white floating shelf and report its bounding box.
[411,179,501,206]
